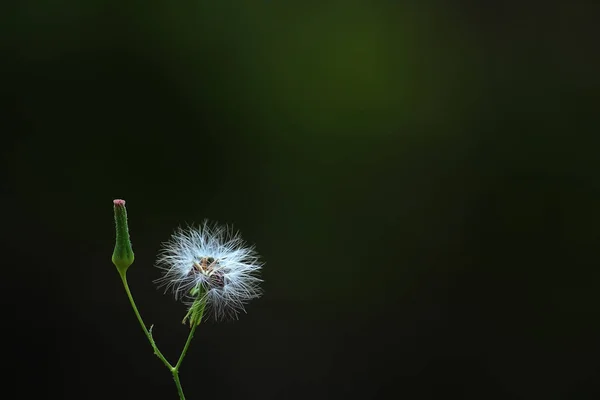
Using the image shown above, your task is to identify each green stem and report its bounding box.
[119,272,205,400]
[169,302,203,400]
[172,371,185,400]
[176,316,200,370]
[119,272,173,370]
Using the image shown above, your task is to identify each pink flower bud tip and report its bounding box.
[114,199,126,206]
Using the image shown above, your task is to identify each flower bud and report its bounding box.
[112,199,135,275]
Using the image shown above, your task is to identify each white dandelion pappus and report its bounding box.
[154,221,263,321]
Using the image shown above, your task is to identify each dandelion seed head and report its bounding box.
[155,221,263,321]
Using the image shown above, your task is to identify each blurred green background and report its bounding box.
[2,1,599,399]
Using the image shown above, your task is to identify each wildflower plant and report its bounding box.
[111,199,263,399]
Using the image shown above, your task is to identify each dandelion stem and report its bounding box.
[166,292,205,399]
[172,371,185,400]
[119,272,173,370]
[167,308,203,400]
[176,309,202,370]
[120,271,204,399]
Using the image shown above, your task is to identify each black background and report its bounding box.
[2,1,600,399]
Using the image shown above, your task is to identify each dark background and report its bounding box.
[2,1,599,399]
